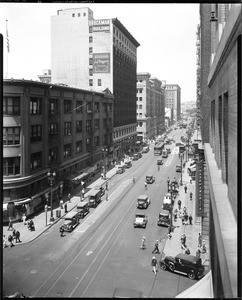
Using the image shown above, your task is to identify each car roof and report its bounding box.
[159,209,170,216]
[65,211,79,218]
[138,194,148,200]
[76,201,89,207]
[175,253,201,264]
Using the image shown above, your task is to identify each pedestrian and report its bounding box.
[106,193,108,201]
[183,206,187,214]
[152,240,160,254]
[190,191,193,201]
[144,182,147,190]
[185,247,190,255]
[15,230,21,243]
[60,225,64,237]
[22,213,27,225]
[68,193,71,203]
[82,189,85,198]
[7,219,13,231]
[3,235,8,248]
[177,200,182,210]
[151,256,158,275]
[59,199,64,209]
[158,165,160,171]
[198,233,202,248]
[106,181,108,190]
[184,185,187,193]
[64,202,68,213]
[184,213,188,225]
[140,237,146,249]
[8,234,14,247]
[133,176,135,184]
[189,214,193,225]
[201,240,207,254]
[196,247,201,258]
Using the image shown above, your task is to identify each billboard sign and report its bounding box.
[93,19,110,32]
[93,53,110,73]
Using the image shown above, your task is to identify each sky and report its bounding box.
[0,2,200,102]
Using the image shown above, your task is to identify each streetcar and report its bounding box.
[154,142,165,155]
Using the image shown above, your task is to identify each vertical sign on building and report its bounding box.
[195,159,204,216]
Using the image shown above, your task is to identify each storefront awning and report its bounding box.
[175,271,214,298]
[72,172,88,181]
[15,198,32,205]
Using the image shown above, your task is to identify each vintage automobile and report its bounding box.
[124,160,132,168]
[137,194,150,209]
[116,165,125,174]
[76,201,89,219]
[157,209,170,227]
[166,148,171,154]
[157,159,163,165]
[62,211,80,232]
[146,175,155,184]
[133,213,148,228]
[176,165,182,172]
[159,253,205,280]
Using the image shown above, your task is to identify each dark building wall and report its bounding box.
[199,4,211,143]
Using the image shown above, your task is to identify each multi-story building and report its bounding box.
[38,69,52,84]
[51,7,140,160]
[3,79,114,222]
[197,3,240,298]
[136,73,165,142]
[165,84,181,123]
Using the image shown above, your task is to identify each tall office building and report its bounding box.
[136,73,165,142]
[165,84,181,123]
[51,7,140,160]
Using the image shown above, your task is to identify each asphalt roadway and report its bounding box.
[3,128,204,298]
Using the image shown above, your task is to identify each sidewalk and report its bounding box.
[3,166,118,246]
[162,158,210,273]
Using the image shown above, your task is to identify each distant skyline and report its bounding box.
[0,3,199,102]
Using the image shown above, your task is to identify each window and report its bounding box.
[3,97,20,115]
[89,58,93,65]
[76,141,82,154]
[94,136,99,147]
[98,79,102,86]
[64,144,72,159]
[49,123,58,136]
[86,102,92,113]
[49,99,58,115]
[30,152,42,171]
[89,47,93,54]
[83,13,86,16]
[139,105,142,109]
[49,147,58,163]
[72,13,75,17]
[30,97,42,114]
[89,26,93,33]
[86,120,92,132]
[89,69,93,76]
[76,121,82,133]
[89,79,93,86]
[94,102,99,112]
[78,13,80,17]
[31,125,42,142]
[94,119,99,130]
[89,36,93,43]
[3,157,20,175]
[64,100,72,114]
[76,101,83,113]
[139,97,142,101]
[64,122,71,136]
[3,127,20,145]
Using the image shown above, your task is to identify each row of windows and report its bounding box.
[72,12,86,17]
[89,79,102,87]
[137,97,143,101]
[3,97,109,116]
[137,88,143,93]
[113,26,136,52]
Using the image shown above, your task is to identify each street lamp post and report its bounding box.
[45,204,48,226]
[47,170,56,223]
[180,152,184,186]
[102,148,108,179]
[169,181,175,232]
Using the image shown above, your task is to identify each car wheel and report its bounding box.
[196,268,204,279]
[188,271,196,280]
[160,262,167,270]
[168,262,175,272]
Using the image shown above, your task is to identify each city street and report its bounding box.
[3,129,198,298]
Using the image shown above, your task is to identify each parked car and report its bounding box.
[62,211,80,232]
[157,209,170,227]
[116,165,125,174]
[133,213,148,228]
[142,146,149,153]
[124,160,132,168]
[162,193,173,211]
[87,188,102,208]
[176,165,182,172]
[76,201,89,219]
[146,175,155,184]
[157,159,163,165]
[166,148,171,154]
[159,253,205,280]
[137,194,150,209]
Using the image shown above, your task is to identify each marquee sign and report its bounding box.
[195,160,204,216]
